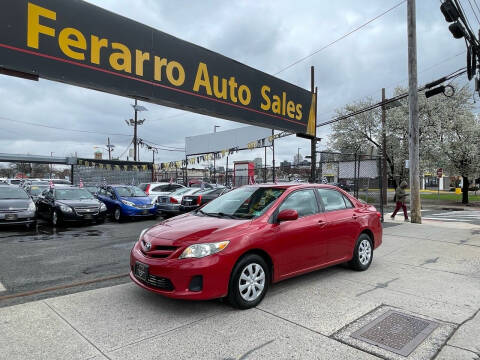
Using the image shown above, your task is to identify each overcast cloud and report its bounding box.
[0,0,473,167]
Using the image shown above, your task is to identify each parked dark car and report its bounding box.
[96,185,157,222]
[0,184,37,227]
[36,185,107,226]
[180,187,229,212]
[84,186,100,196]
[333,182,352,192]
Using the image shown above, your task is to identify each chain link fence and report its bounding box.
[73,159,153,186]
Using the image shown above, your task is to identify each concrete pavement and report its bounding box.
[1,222,479,359]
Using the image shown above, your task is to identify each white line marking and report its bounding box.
[0,281,6,292]
[423,218,471,222]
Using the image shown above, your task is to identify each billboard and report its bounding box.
[185,126,273,156]
[0,0,316,135]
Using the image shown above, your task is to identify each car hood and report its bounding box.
[144,213,251,245]
[0,199,32,210]
[120,196,151,205]
[56,199,101,207]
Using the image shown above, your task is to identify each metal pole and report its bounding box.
[70,164,74,185]
[381,88,388,205]
[213,153,216,184]
[185,155,188,186]
[378,157,384,222]
[133,99,138,161]
[107,137,112,160]
[264,146,267,183]
[225,156,229,186]
[310,66,316,183]
[272,129,275,182]
[407,0,421,223]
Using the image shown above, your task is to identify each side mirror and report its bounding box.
[277,209,298,222]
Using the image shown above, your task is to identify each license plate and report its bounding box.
[83,214,93,219]
[142,209,149,215]
[5,214,17,221]
[135,262,148,281]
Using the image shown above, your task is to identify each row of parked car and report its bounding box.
[0,179,229,228]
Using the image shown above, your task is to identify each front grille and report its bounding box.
[145,274,174,291]
[135,204,153,209]
[141,240,178,258]
[75,207,99,215]
[0,208,27,213]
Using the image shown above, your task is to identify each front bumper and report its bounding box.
[61,210,107,222]
[130,241,231,300]
[122,206,157,217]
[0,211,36,225]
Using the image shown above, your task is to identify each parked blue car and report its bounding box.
[96,185,157,222]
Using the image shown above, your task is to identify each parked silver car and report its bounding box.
[138,182,185,203]
[156,187,201,215]
[0,185,37,227]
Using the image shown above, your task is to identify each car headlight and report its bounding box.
[27,201,36,212]
[100,203,107,211]
[150,197,157,205]
[179,241,230,259]
[59,204,73,213]
[121,200,135,207]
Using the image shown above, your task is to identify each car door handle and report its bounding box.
[352,214,358,219]
[317,220,326,227]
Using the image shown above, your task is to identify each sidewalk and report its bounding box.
[1,223,479,359]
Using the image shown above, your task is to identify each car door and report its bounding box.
[269,189,327,278]
[316,188,361,263]
[42,190,55,218]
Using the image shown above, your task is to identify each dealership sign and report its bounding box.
[0,0,316,135]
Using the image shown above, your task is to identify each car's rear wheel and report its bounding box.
[114,207,122,222]
[349,233,373,271]
[228,254,269,309]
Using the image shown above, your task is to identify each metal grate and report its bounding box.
[351,310,438,356]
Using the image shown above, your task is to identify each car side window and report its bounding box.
[278,189,319,218]
[317,189,347,212]
[106,189,115,199]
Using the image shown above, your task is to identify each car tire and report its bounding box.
[52,210,62,227]
[113,207,123,222]
[228,254,269,309]
[349,233,373,271]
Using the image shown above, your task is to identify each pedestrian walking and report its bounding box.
[391,180,409,222]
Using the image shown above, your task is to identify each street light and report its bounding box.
[126,100,148,161]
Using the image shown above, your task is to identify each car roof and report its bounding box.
[242,183,340,190]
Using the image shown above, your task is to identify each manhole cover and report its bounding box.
[351,310,439,356]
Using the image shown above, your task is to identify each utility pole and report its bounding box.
[297,147,301,168]
[264,146,267,183]
[407,0,422,223]
[272,129,275,182]
[381,88,388,205]
[133,99,138,161]
[310,66,317,183]
[106,137,115,160]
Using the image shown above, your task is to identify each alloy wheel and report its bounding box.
[238,263,265,302]
[358,239,372,265]
[114,208,121,221]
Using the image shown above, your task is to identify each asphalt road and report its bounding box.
[0,217,159,308]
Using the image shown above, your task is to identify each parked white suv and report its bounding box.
[138,182,186,202]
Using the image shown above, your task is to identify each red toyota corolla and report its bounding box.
[130,184,382,309]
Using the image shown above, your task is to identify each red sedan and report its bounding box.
[130,184,382,309]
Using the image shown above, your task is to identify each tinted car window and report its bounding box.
[317,189,347,211]
[200,187,284,219]
[115,186,147,197]
[152,185,170,192]
[55,188,95,200]
[278,190,319,217]
[0,187,30,199]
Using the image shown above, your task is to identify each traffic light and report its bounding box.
[440,0,459,22]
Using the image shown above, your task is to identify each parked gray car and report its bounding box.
[0,184,37,227]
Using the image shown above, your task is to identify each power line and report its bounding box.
[317,69,467,127]
[474,0,480,16]
[273,0,407,75]
[466,0,480,25]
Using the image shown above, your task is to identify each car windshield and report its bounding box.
[198,186,285,219]
[55,188,95,200]
[0,187,30,199]
[29,185,49,196]
[115,186,147,197]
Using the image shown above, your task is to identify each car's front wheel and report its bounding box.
[228,254,269,309]
[349,233,373,271]
[113,207,122,222]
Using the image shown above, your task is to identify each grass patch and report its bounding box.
[420,193,480,202]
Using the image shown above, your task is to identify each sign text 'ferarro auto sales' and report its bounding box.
[0,0,316,135]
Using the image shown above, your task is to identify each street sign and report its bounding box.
[0,0,315,135]
[437,168,443,178]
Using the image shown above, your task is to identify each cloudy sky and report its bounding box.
[0,0,475,168]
